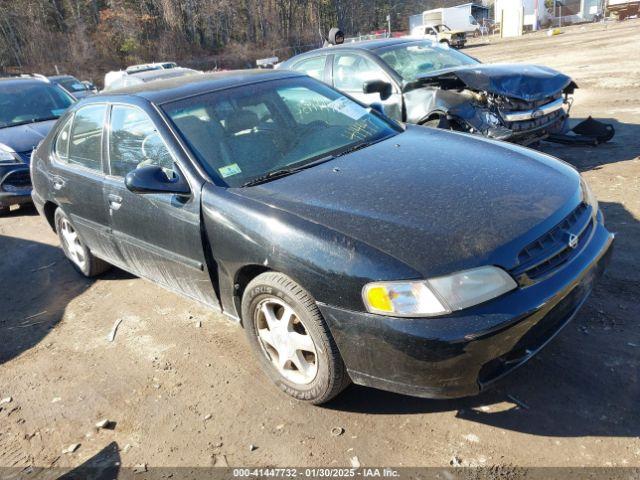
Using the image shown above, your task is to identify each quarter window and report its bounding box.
[291,56,327,81]
[55,116,73,161]
[333,54,387,92]
[108,106,174,178]
[68,105,106,170]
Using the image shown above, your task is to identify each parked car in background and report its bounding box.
[0,75,74,214]
[279,37,614,146]
[48,75,97,99]
[409,24,467,48]
[103,67,199,92]
[32,70,613,404]
[104,62,179,90]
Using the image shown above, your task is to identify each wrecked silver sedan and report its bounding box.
[280,38,614,146]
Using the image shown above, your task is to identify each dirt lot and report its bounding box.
[1,19,639,473]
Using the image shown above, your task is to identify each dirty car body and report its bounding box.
[279,38,608,145]
[31,70,613,399]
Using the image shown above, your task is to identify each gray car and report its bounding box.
[279,38,613,145]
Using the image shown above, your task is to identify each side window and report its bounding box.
[55,116,73,161]
[333,54,387,93]
[108,105,174,178]
[291,56,327,81]
[68,105,106,170]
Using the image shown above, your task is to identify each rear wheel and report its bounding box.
[55,208,110,277]
[242,272,350,404]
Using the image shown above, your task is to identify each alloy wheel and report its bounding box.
[59,217,87,270]
[255,297,318,385]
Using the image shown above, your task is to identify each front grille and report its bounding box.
[512,202,593,283]
[1,169,32,192]
[506,108,564,133]
[500,93,562,112]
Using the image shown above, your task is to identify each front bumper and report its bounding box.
[0,166,32,207]
[318,215,614,399]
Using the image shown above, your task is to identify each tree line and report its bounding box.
[0,0,433,85]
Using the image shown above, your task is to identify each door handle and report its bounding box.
[52,177,65,190]
[108,194,123,211]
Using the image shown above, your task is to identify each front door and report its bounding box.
[103,104,219,308]
[331,53,403,121]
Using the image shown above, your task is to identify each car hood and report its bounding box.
[0,119,57,156]
[411,63,575,102]
[232,126,581,277]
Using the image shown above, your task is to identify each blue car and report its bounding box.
[0,75,74,214]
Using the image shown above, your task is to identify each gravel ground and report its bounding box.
[1,19,639,473]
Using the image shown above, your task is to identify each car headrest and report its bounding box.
[226,110,259,135]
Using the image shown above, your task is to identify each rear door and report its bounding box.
[49,104,118,260]
[102,103,219,308]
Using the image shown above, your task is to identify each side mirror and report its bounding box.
[125,165,190,195]
[363,80,393,101]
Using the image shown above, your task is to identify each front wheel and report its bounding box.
[55,208,111,277]
[242,272,350,404]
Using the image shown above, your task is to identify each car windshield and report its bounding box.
[162,76,400,187]
[58,77,87,92]
[0,82,74,128]
[379,42,478,82]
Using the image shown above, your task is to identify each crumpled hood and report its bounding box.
[414,63,575,102]
[233,126,581,277]
[0,119,57,156]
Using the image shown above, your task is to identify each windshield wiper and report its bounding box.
[240,138,387,187]
[241,154,337,187]
[0,116,60,129]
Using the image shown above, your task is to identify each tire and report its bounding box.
[242,272,350,404]
[54,208,111,277]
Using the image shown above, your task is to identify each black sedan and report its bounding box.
[31,70,613,404]
[278,38,613,146]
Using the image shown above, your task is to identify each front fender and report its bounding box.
[200,184,420,319]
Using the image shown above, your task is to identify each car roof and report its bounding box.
[97,69,304,104]
[288,37,421,59]
[0,77,52,88]
[129,67,196,82]
[48,75,77,81]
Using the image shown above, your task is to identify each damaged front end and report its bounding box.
[405,64,614,146]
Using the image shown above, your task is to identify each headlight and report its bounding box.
[363,266,517,317]
[0,143,21,165]
[581,177,598,212]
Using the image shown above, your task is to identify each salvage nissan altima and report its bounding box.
[31,70,614,404]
